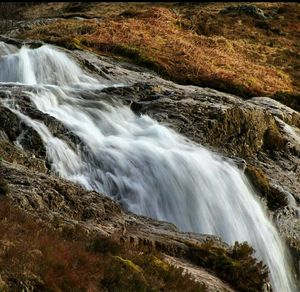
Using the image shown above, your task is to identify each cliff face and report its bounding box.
[0,2,299,291]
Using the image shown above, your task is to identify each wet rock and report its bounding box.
[71,54,300,264]
[273,205,300,278]
[0,87,81,160]
[0,104,46,158]
[0,35,44,49]
[0,160,227,263]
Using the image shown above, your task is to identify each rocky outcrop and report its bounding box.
[0,159,227,255]
[220,4,267,19]
[164,255,235,292]
[68,49,300,266]
[0,159,248,291]
[0,87,81,159]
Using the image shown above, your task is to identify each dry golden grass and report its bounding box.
[20,3,300,99]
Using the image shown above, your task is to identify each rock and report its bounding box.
[220,4,266,19]
[273,206,300,278]
[164,255,235,292]
[0,139,47,174]
[67,52,300,264]
[0,103,46,158]
[0,35,44,49]
[0,160,227,259]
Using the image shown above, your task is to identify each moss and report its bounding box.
[245,165,288,210]
[152,256,169,272]
[263,122,287,152]
[101,257,148,292]
[72,37,82,49]
[132,253,207,292]
[188,241,269,292]
[114,256,144,274]
[245,165,270,194]
[207,107,270,156]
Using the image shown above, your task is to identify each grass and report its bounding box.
[16,3,299,100]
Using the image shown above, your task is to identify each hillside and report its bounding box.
[0,2,299,291]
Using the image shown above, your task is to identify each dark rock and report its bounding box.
[0,87,82,158]
[0,105,46,158]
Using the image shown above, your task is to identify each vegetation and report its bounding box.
[0,196,270,291]
[188,240,269,292]
[0,197,206,291]
[13,2,299,100]
[245,165,288,210]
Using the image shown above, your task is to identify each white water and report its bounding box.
[0,43,297,291]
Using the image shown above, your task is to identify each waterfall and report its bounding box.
[0,43,297,291]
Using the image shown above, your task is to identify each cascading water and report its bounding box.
[0,43,297,291]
